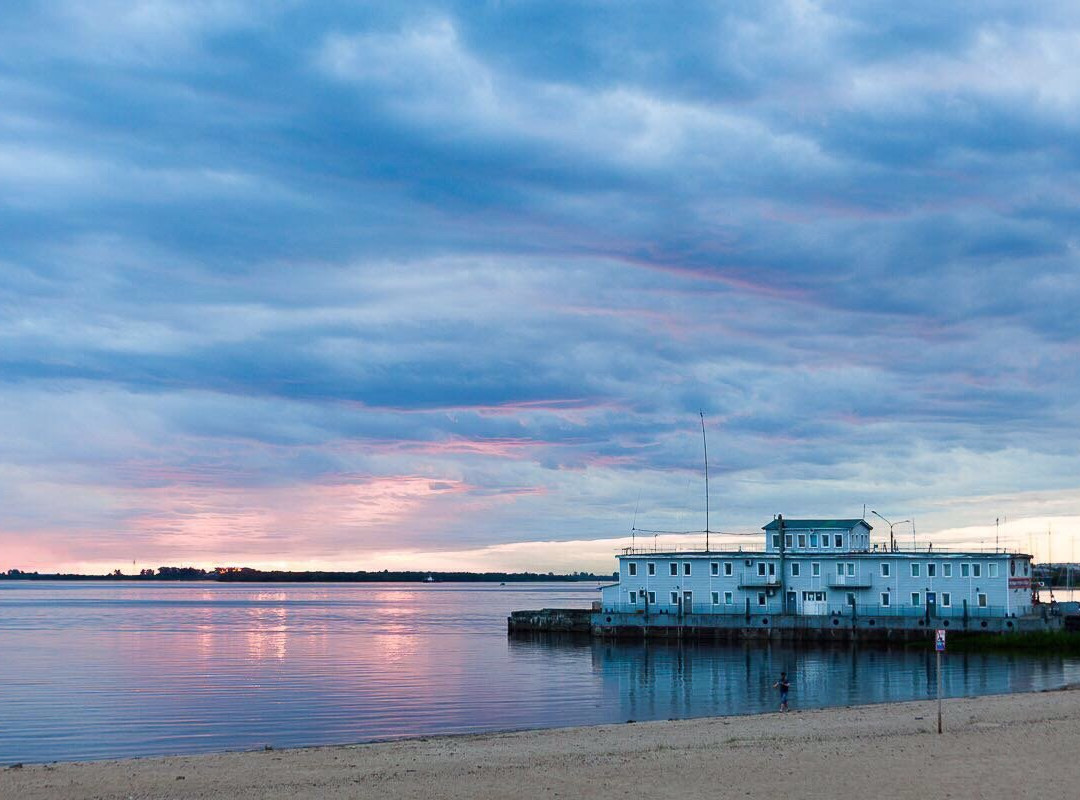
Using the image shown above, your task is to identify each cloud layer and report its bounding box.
[2,1,1079,571]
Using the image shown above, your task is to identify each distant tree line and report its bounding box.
[1033,564,1080,588]
[211,568,606,583]
[2,567,606,583]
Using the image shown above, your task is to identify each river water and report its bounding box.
[2,581,1078,763]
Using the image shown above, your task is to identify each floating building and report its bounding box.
[511,516,1055,641]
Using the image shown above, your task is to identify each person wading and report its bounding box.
[773,672,790,712]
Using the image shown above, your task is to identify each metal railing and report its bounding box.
[618,543,1028,556]
[606,602,1026,619]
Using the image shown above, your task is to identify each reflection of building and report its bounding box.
[584,638,1074,719]
[598,518,1037,635]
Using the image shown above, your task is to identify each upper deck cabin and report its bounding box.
[763,518,872,553]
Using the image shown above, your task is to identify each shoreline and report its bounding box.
[5,687,1080,799]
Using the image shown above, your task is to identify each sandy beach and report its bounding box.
[5,688,1080,799]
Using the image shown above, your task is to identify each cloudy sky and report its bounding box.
[2,1,1079,573]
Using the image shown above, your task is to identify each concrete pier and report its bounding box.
[508,608,593,634]
[508,608,1064,642]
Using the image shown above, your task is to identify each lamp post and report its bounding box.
[871,510,911,552]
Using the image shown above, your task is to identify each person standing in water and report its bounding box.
[773,672,790,712]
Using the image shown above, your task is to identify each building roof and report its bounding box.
[762,518,871,531]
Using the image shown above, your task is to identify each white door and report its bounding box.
[802,591,828,615]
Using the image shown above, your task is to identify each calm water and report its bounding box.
[2,581,1079,764]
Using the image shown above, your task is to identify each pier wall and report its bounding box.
[589,610,1061,641]
[509,608,1064,642]
[508,608,593,634]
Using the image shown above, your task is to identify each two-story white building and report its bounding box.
[600,517,1034,620]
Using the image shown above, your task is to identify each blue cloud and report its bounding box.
[2,1,1080,568]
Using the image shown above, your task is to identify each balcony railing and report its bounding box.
[737,571,781,589]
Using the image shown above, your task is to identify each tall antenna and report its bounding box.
[700,411,709,552]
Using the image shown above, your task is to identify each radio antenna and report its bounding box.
[700,411,710,552]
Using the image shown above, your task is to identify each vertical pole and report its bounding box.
[700,411,709,552]
[937,648,943,734]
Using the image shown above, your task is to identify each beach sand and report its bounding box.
[5,688,1080,799]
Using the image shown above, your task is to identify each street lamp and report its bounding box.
[871,510,912,552]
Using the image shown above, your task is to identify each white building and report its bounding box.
[600,517,1034,619]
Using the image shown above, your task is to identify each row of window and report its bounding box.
[772,532,849,549]
[627,560,1022,579]
[625,590,990,608]
[883,591,988,608]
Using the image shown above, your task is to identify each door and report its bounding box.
[802,591,828,615]
[926,592,937,617]
[786,591,797,614]
[683,591,693,615]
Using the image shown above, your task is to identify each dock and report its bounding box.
[508,606,1067,642]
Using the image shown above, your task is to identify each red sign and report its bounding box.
[1009,577,1032,589]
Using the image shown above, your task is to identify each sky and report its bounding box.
[2,1,1079,574]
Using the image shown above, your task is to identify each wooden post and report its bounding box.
[937,648,943,734]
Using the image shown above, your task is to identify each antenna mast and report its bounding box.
[700,411,709,552]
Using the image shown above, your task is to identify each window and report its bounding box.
[846,563,855,577]
[911,563,921,578]
[648,591,656,604]
[941,593,951,608]
[881,563,890,577]
[628,563,637,576]
[1023,561,1029,576]
[972,564,981,578]
[684,562,691,576]
[835,534,844,548]
[798,534,807,548]
[772,534,780,548]
[711,562,719,576]
[943,563,952,578]
[911,592,921,606]
[670,562,678,576]
[711,591,720,605]
[724,591,733,605]
[846,592,856,607]
[881,592,890,607]
[927,563,936,578]
[785,534,793,548]
[989,563,999,578]
[1011,560,1016,576]
[647,562,655,576]
[978,593,987,608]
[670,591,679,605]
[802,590,825,602]
[810,533,818,547]
[961,564,970,578]
[758,562,766,577]
[837,563,845,575]
[629,591,637,604]
[822,535,830,548]
[812,562,820,577]
[724,562,733,576]
[791,563,801,577]
[757,592,767,606]
[768,562,776,576]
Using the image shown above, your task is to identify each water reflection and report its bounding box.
[2,581,1078,764]
[578,638,1078,720]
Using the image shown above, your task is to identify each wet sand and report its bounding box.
[4,687,1080,799]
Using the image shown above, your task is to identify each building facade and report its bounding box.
[600,518,1034,619]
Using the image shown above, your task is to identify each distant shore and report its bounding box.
[0,569,608,583]
[5,687,1080,800]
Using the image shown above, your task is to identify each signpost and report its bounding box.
[935,629,946,734]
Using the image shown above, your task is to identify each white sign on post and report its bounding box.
[935,629,946,652]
